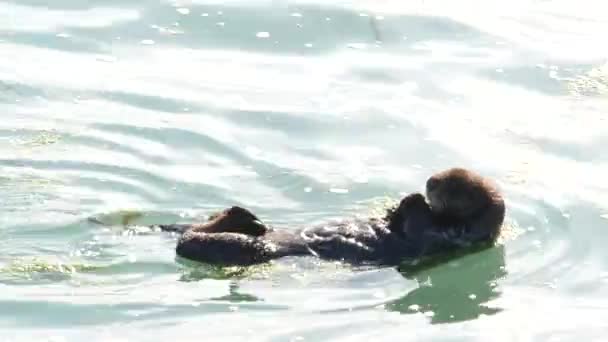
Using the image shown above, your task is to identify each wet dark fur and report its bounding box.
[156,168,505,266]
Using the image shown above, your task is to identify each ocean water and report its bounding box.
[1,0,608,340]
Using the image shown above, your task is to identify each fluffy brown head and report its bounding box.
[196,206,269,236]
[425,168,503,220]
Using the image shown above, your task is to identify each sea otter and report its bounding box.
[153,168,505,266]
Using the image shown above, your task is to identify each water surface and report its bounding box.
[1,0,608,340]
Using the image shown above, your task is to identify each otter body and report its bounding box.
[156,168,505,267]
[169,217,407,266]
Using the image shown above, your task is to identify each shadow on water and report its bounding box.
[0,297,286,327]
[0,157,229,205]
[1,74,452,216]
[176,256,263,282]
[1,0,150,9]
[3,2,501,56]
[387,245,507,324]
[505,130,608,163]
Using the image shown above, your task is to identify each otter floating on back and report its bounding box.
[151,168,506,266]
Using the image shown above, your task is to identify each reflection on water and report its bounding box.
[209,281,262,303]
[389,245,506,324]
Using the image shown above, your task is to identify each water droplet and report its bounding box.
[544,282,557,289]
[496,68,504,73]
[256,32,270,38]
[329,188,349,194]
[217,22,225,27]
[375,15,384,20]
[245,146,261,156]
[291,13,302,17]
[468,294,477,300]
[372,291,385,298]
[600,214,608,220]
[56,33,70,38]
[140,39,155,45]
[304,187,312,193]
[48,336,67,342]
[304,43,313,48]
[176,8,190,15]
[359,13,369,17]
[347,43,367,49]
[96,55,117,63]
[201,13,209,16]
[353,175,368,184]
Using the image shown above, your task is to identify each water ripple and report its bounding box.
[1,0,608,340]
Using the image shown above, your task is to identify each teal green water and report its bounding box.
[2,0,608,340]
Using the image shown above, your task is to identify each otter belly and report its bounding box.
[298,221,387,264]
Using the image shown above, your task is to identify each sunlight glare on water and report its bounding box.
[1,0,608,340]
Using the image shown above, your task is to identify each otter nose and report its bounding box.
[426,177,439,191]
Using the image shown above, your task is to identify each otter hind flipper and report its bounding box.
[154,206,271,236]
[176,231,272,266]
[188,206,269,236]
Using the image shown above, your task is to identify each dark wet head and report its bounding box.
[396,193,430,215]
[425,168,499,219]
[207,206,268,236]
[385,193,432,235]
